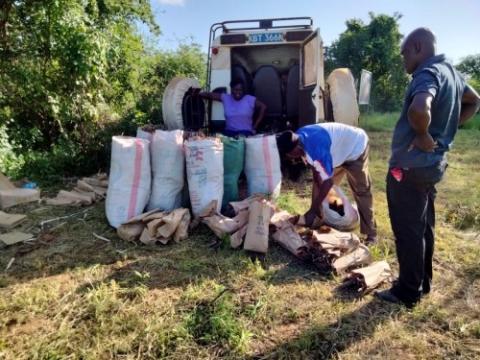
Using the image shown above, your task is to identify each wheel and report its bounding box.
[326,68,360,127]
[162,77,200,130]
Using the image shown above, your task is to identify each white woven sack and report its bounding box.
[106,136,151,228]
[147,130,185,211]
[245,135,282,199]
[322,185,359,231]
[185,138,223,216]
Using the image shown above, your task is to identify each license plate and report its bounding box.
[248,32,284,43]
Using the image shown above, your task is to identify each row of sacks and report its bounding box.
[199,195,391,294]
[105,130,282,228]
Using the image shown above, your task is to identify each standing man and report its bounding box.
[376,28,480,307]
[276,122,377,244]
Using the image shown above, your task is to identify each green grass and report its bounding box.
[0,113,480,359]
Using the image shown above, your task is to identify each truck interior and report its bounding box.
[201,17,320,134]
[230,44,301,131]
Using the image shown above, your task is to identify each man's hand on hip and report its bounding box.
[409,133,438,153]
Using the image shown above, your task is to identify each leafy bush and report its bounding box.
[0,1,206,182]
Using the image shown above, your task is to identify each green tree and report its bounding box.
[326,12,408,111]
[0,1,208,180]
[0,0,158,151]
[135,43,207,124]
[456,54,480,93]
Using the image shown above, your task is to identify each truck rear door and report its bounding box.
[299,28,325,126]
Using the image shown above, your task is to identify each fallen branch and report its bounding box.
[92,232,111,242]
[5,257,15,271]
[39,208,91,229]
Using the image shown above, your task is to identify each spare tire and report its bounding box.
[326,68,360,127]
[162,77,200,130]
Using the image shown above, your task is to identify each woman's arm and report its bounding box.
[253,99,267,130]
[199,92,222,102]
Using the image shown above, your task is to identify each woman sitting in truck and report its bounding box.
[200,79,267,137]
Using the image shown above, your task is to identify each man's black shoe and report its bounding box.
[375,289,416,308]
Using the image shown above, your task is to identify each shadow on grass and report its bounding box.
[249,299,402,359]
[73,238,334,296]
[0,202,350,294]
[0,202,229,288]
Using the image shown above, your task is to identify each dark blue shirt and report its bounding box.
[390,54,467,168]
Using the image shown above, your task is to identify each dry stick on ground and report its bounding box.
[92,233,111,242]
[4,257,15,272]
[39,208,91,229]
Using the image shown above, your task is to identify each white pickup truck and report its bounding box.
[162,17,369,133]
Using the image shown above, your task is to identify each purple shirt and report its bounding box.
[221,94,256,132]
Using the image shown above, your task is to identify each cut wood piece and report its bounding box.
[229,194,264,215]
[244,200,274,254]
[230,224,247,249]
[270,210,296,228]
[157,237,170,245]
[141,211,167,223]
[202,204,249,239]
[157,208,188,240]
[96,173,108,181]
[205,215,235,238]
[76,190,96,202]
[82,177,109,188]
[349,260,392,292]
[272,222,308,259]
[117,222,145,242]
[333,244,372,273]
[174,209,191,243]
[156,210,185,239]
[91,185,107,197]
[46,197,81,206]
[0,211,27,229]
[0,231,34,245]
[123,208,161,224]
[81,177,101,186]
[0,188,41,209]
[233,209,249,229]
[139,228,156,245]
[296,214,323,229]
[0,172,16,190]
[146,218,167,238]
[312,230,360,252]
[76,180,95,193]
[57,190,92,205]
[202,214,240,239]
[325,248,342,257]
[72,190,96,202]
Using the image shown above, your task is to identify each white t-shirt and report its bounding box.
[320,123,368,168]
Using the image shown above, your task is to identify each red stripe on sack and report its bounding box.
[262,137,273,193]
[128,139,143,219]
